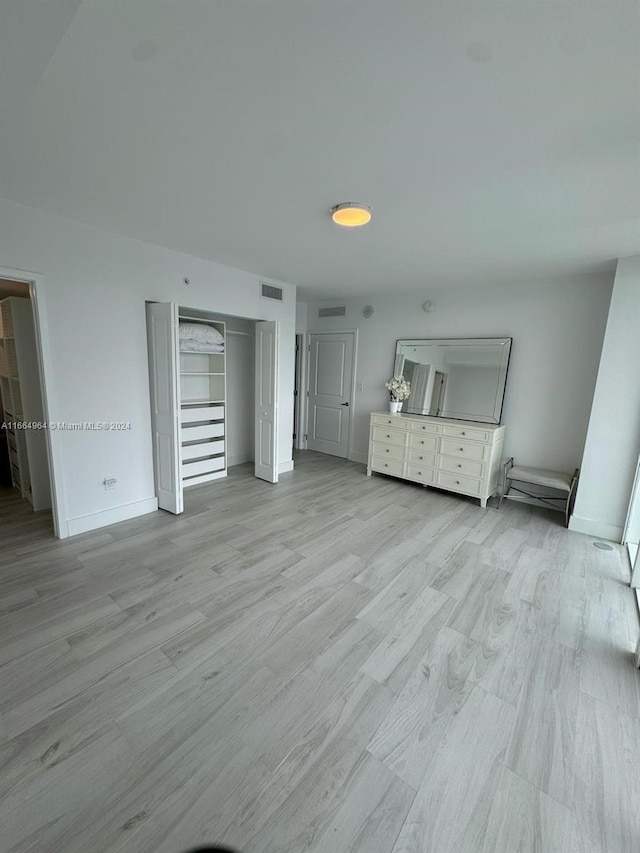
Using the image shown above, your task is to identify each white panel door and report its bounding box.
[255,320,279,483]
[146,302,183,514]
[307,332,355,458]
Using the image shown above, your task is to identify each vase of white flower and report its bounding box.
[385,375,411,414]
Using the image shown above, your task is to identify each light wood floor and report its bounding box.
[1,451,640,853]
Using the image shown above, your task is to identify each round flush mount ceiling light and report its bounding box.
[330,202,372,227]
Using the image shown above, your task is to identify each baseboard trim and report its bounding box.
[349,450,368,466]
[568,514,623,543]
[67,497,159,537]
[227,452,253,467]
[279,459,294,474]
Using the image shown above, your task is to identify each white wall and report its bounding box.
[306,274,613,472]
[570,256,640,541]
[0,198,297,536]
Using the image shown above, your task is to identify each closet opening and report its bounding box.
[0,275,55,534]
[146,303,279,514]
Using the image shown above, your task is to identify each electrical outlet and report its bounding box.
[103,477,117,491]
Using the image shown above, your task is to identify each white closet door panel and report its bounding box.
[146,302,183,514]
[254,321,278,483]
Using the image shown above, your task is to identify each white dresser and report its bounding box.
[367,411,506,507]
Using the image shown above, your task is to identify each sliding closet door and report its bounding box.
[146,302,183,513]
[255,320,279,483]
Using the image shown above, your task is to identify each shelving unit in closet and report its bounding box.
[178,314,227,487]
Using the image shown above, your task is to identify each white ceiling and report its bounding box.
[0,0,638,299]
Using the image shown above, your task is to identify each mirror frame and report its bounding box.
[394,337,512,424]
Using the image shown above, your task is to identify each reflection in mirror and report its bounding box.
[394,338,511,424]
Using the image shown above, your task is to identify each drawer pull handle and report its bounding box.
[459,447,464,451]
[386,449,390,453]
[419,456,423,460]
[418,471,422,475]
[387,434,391,438]
[457,464,462,468]
[384,463,388,467]
[461,431,466,435]
[420,440,424,445]
[456,480,460,484]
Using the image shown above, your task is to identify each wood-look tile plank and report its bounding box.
[368,626,486,789]
[390,685,515,853]
[457,759,580,852]
[573,691,640,852]
[504,637,579,807]
[580,572,640,718]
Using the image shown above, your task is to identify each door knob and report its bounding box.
[341,402,349,407]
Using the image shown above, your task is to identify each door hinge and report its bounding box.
[308,344,311,352]
[304,434,308,440]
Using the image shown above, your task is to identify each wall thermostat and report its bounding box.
[362,305,374,318]
[422,301,433,312]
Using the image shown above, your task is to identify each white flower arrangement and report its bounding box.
[385,375,411,401]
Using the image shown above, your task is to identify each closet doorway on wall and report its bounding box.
[0,272,56,536]
[146,303,279,514]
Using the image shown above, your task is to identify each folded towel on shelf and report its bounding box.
[179,340,225,353]
[178,321,225,353]
[178,321,224,345]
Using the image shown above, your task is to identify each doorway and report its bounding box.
[0,273,56,533]
[306,331,356,458]
[429,371,448,416]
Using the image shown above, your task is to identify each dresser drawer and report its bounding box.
[442,424,491,443]
[372,426,407,447]
[440,437,487,462]
[371,442,405,462]
[409,448,437,467]
[370,457,404,477]
[406,465,435,485]
[408,433,439,453]
[372,415,410,430]
[436,470,482,497]
[438,455,485,479]
[409,420,441,435]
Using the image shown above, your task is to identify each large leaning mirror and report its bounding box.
[394,337,512,424]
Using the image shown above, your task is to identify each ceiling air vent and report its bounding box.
[318,306,346,318]
[260,282,283,302]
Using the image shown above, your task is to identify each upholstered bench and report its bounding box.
[498,458,579,527]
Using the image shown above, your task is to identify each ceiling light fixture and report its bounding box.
[330,202,372,227]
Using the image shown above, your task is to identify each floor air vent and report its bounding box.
[260,282,283,301]
[318,306,346,318]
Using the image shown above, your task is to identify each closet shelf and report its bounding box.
[181,397,225,405]
[179,371,225,376]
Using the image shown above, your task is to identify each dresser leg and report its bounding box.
[480,498,487,508]
[366,468,372,477]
